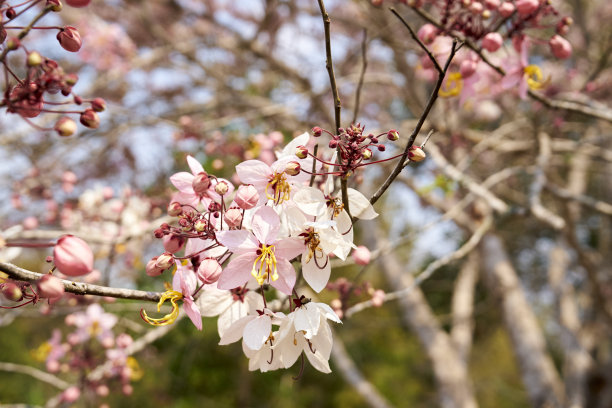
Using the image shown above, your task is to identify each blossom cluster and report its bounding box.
[144,130,390,373]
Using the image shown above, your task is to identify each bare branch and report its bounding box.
[352,29,368,125]
[0,362,70,390]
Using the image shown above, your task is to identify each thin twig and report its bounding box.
[0,262,162,302]
[352,29,368,124]
[0,362,70,390]
[390,8,442,74]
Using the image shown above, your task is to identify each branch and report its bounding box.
[450,252,479,364]
[0,262,162,302]
[545,183,612,216]
[351,29,368,125]
[370,40,459,206]
[0,362,70,390]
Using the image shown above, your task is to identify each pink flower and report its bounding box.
[173,262,202,330]
[215,206,303,294]
[37,275,65,299]
[57,26,82,52]
[481,33,503,52]
[170,155,234,208]
[352,246,371,266]
[69,304,117,344]
[515,0,539,16]
[53,235,94,277]
[549,35,572,59]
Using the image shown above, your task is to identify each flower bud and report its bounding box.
[387,129,399,141]
[329,139,338,149]
[194,218,207,232]
[417,23,438,44]
[224,208,243,228]
[214,181,229,196]
[27,51,43,67]
[46,0,63,11]
[192,172,210,195]
[352,246,371,266]
[295,145,308,159]
[53,235,93,276]
[6,37,20,51]
[163,234,185,253]
[66,0,91,7]
[155,253,174,270]
[37,275,65,299]
[312,126,322,137]
[54,116,77,137]
[6,7,16,19]
[362,148,372,160]
[167,201,182,216]
[61,386,80,403]
[197,258,222,284]
[549,35,572,59]
[57,26,82,52]
[234,184,259,210]
[408,146,427,162]
[371,289,385,307]
[498,2,515,17]
[91,97,106,112]
[116,333,133,348]
[1,282,23,302]
[460,59,477,78]
[79,108,99,129]
[284,161,301,176]
[145,257,164,277]
[515,0,538,16]
[481,33,503,52]
[484,0,500,9]
[469,2,483,14]
[377,144,386,152]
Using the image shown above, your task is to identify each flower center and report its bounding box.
[326,196,344,218]
[140,290,183,326]
[303,229,324,266]
[438,72,463,97]
[252,244,278,285]
[524,65,549,90]
[266,172,291,204]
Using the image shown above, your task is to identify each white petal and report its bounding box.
[294,305,320,339]
[243,315,272,351]
[293,187,327,217]
[302,252,330,293]
[347,188,378,219]
[279,132,310,158]
[219,315,253,345]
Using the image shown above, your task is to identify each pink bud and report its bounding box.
[61,386,81,403]
[387,129,400,141]
[498,2,515,17]
[1,282,23,302]
[197,258,222,284]
[312,126,322,137]
[284,161,301,176]
[163,234,185,253]
[37,275,65,299]
[192,172,210,195]
[53,235,93,277]
[417,24,438,44]
[96,385,109,397]
[234,185,259,210]
[62,171,77,184]
[484,0,500,9]
[362,148,372,160]
[167,201,183,216]
[23,216,39,230]
[79,108,100,129]
[469,2,483,14]
[116,333,133,348]
[214,181,229,195]
[549,35,572,59]
[515,0,538,16]
[146,257,164,277]
[295,145,308,159]
[371,289,385,307]
[91,97,106,112]
[481,32,503,52]
[154,252,174,270]
[408,145,427,162]
[66,0,90,7]
[460,59,477,78]
[224,208,243,228]
[352,245,371,266]
[54,116,77,137]
[122,384,133,396]
[57,26,82,52]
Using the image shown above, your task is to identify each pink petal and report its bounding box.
[236,160,271,185]
[270,258,296,295]
[186,155,204,175]
[252,206,280,244]
[217,253,257,290]
[184,298,202,331]
[216,230,258,254]
[170,172,195,193]
[275,237,305,260]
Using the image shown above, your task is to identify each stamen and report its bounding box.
[438,72,463,97]
[524,65,549,90]
[140,290,183,326]
[265,172,291,204]
[251,244,278,285]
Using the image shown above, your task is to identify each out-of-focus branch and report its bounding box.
[370,40,459,206]
[481,233,564,407]
[0,362,70,390]
[528,132,566,229]
[330,332,394,408]
[450,252,479,364]
[545,183,612,216]
[0,262,162,302]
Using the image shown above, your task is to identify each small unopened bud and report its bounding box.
[53,235,93,277]
[214,180,229,196]
[54,117,77,137]
[469,2,483,14]
[192,172,211,195]
[37,275,65,299]
[6,37,20,51]
[65,73,78,86]
[146,258,163,277]
[91,97,106,112]
[295,145,308,159]
[27,51,43,67]
[154,252,174,270]
[224,208,243,228]
[79,108,100,128]
[484,0,500,9]
[197,258,222,284]
[408,146,427,162]
[163,234,185,253]
[61,386,80,404]
[46,0,63,11]
[371,289,385,307]
[481,9,491,19]
[460,59,478,78]
[167,201,182,216]
[66,0,91,7]
[284,161,301,176]
[194,218,207,232]
[387,130,399,141]
[515,0,538,16]
[377,145,386,152]
[234,185,259,210]
[312,126,322,137]
[352,245,371,266]
[498,2,515,17]
[329,139,338,149]
[549,35,572,59]
[362,148,372,160]
[1,282,23,302]
[57,26,82,52]
[482,33,503,52]
[417,24,438,44]
[6,7,16,19]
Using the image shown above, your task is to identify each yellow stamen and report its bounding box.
[141,290,183,327]
[266,172,291,205]
[251,244,278,285]
[524,65,550,90]
[438,72,463,97]
[305,230,323,264]
[328,197,344,219]
[126,357,144,381]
